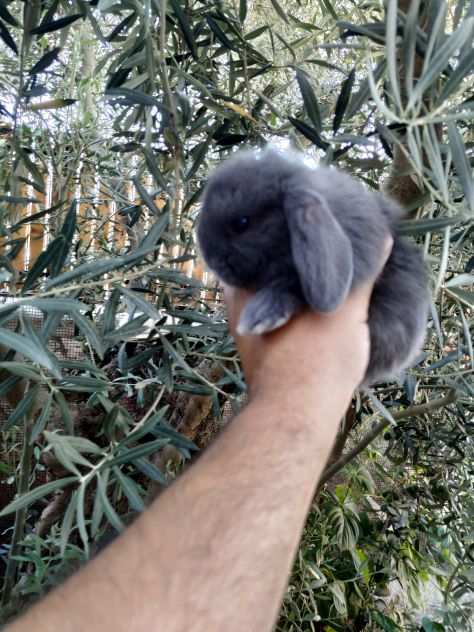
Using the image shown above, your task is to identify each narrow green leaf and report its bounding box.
[106,12,135,41]
[288,14,320,32]
[31,394,53,442]
[5,385,40,430]
[447,121,474,213]
[15,144,44,192]
[107,438,170,467]
[114,467,145,512]
[0,376,22,398]
[424,1,447,64]
[97,472,125,532]
[72,312,105,358]
[346,60,386,118]
[106,87,161,108]
[445,273,474,288]
[54,390,74,434]
[333,67,355,133]
[0,362,42,381]
[137,211,169,251]
[76,480,89,554]
[143,149,168,190]
[120,287,161,321]
[28,47,60,75]
[50,202,76,277]
[175,68,214,99]
[386,0,402,109]
[133,176,161,216]
[45,245,158,289]
[206,16,234,49]
[0,298,84,317]
[60,201,77,242]
[103,314,149,344]
[438,49,474,103]
[338,20,386,44]
[24,298,87,313]
[239,0,247,23]
[133,457,167,484]
[0,304,18,325]
[367,390,396,426]
[269,0,289,23]
[397,215,463,236]
[408,17,474,108]
[0,195,40,205]
[31,14,83,35]
[0,20,18,54]
[169,0,197,59]
[0,329,60,377]
[244,25,269,40]
[59,376,108,392]
[288,117,329,149]
[91,478,105,537]
[445,287,474,308]
[60,490,78,555]
[295,69,322,132]
[366,66,397,121]
[58,435,103,454]
[22,237,64,293]
[102,288,121,335]
[0,0,20,27]
[121,408,168,446]
[0,477,77,517]
[402,0,421,96]
[274,32,295,60]
[186,137,212,180]
[319,0,338,20]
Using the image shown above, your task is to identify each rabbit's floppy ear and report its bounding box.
[284,189,354,312]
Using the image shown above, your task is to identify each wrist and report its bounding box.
[248,332,363,403]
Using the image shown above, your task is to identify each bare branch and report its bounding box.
[319,390,457,487]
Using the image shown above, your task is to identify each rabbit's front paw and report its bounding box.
[236,288,301,335]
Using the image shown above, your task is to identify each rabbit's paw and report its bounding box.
[236,288,301,335]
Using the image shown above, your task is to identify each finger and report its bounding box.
[222,284,253,336]
[343,235,394,314]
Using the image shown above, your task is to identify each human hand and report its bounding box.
[224,237,393,402]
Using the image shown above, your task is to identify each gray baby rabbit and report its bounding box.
[197,147,429,386]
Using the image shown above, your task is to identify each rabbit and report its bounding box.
[197,146,429,386]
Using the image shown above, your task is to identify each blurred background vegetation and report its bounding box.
[0,0,473,629]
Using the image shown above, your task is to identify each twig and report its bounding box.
[319,390,457,487]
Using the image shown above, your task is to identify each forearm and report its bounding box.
[7,378,354,632]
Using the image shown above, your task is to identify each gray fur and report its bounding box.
[197,147,429,386]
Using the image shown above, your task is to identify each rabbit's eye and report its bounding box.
[231,216,250,233]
